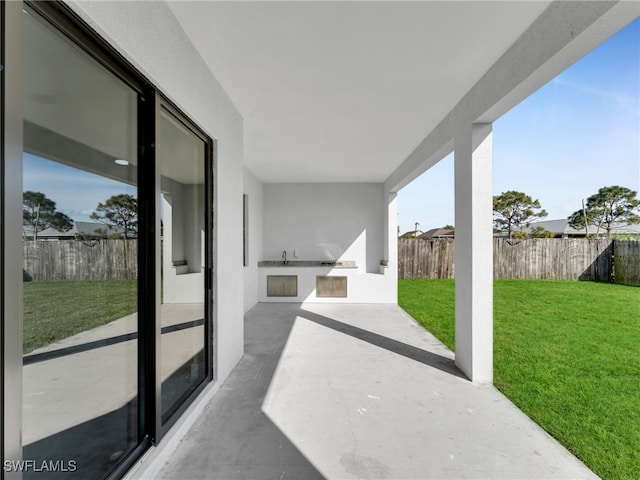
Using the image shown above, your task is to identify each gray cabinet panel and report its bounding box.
[316,276,347,298]
[267,275,298,297]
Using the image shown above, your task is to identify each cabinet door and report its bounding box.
[316,276,347,298]
[267,275,298,297]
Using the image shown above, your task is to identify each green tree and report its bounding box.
[568,186,640,235]
[23,191,73,240]
[90,194,138,239]
[493,191,548,239]
[91,194,137,278]
[530,226,555,238]
[511,230,530,240]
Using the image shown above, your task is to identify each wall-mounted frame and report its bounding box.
[243,193,249,266]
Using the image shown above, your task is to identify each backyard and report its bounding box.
[399,279,640,480]
[23,278,639,478]
[23,279,137,354]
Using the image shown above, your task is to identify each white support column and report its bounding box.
[454,123,493,384]
[384,191,398,269]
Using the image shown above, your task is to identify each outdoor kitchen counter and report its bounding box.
[258,260,357,269]
[258,261,357,301]
[257,259,393,303]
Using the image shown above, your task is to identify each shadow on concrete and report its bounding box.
[154,305,325,480]
[23,399,138,480]
[23,351,206,480]
[155,303,599,480]
[297,308,465,379]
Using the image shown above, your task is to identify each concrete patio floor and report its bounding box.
[150,303,598,480]
[23,303,203,445]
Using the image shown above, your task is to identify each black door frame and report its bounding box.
[3,2,215,478]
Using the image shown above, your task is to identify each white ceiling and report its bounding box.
[167,1,552,184]
[24,8,138,165]
[24,7,205,186]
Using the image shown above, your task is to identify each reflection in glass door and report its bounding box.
[22,6,139,478]
[158,107,208,423]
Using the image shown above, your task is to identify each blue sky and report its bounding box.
[398,17,639,234]
[23,153,136,222]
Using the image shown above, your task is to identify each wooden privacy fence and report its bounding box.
[398,238,455,280]
[614,240,640,286]
[399,238,639,285]
[23,239,137,281]
[493,238,612,281]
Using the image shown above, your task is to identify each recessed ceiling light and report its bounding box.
[114,159,129,166]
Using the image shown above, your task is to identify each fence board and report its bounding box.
[614,240,640,286]
[398,238,455,279]
[22,238,639,285]
[493,238,612,281]
[398,238,616,282]
[23,239,137,281]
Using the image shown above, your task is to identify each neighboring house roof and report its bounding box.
[23,225,75,239]
[522,219,640,237]
[399,230,424,238]
[526,219,571,235]
[419,228,455,239]
[23,222,124,239]
[75,222,125,237]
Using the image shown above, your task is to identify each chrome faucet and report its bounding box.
[282,250,288,265]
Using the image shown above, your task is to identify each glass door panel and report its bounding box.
[22,7,139,478]
[158,107,207,423]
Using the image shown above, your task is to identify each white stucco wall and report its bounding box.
[261,183,396,303]
[243,168,264,312]
[66,1,245,383]
[264,183,385,271]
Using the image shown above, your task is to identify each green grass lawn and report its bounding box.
[23,280,137,354]
[399,279,640,480]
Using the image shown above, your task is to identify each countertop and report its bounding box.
[258,260,357,269]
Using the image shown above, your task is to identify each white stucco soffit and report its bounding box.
[167,1,554,183]
[167,1,637,188]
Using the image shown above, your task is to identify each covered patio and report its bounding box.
[3,2,637,478]
[134,303,597,480]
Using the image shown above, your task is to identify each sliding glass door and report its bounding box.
[13,3,214,479]
[22,6,140,478]
[158,106,210,425]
